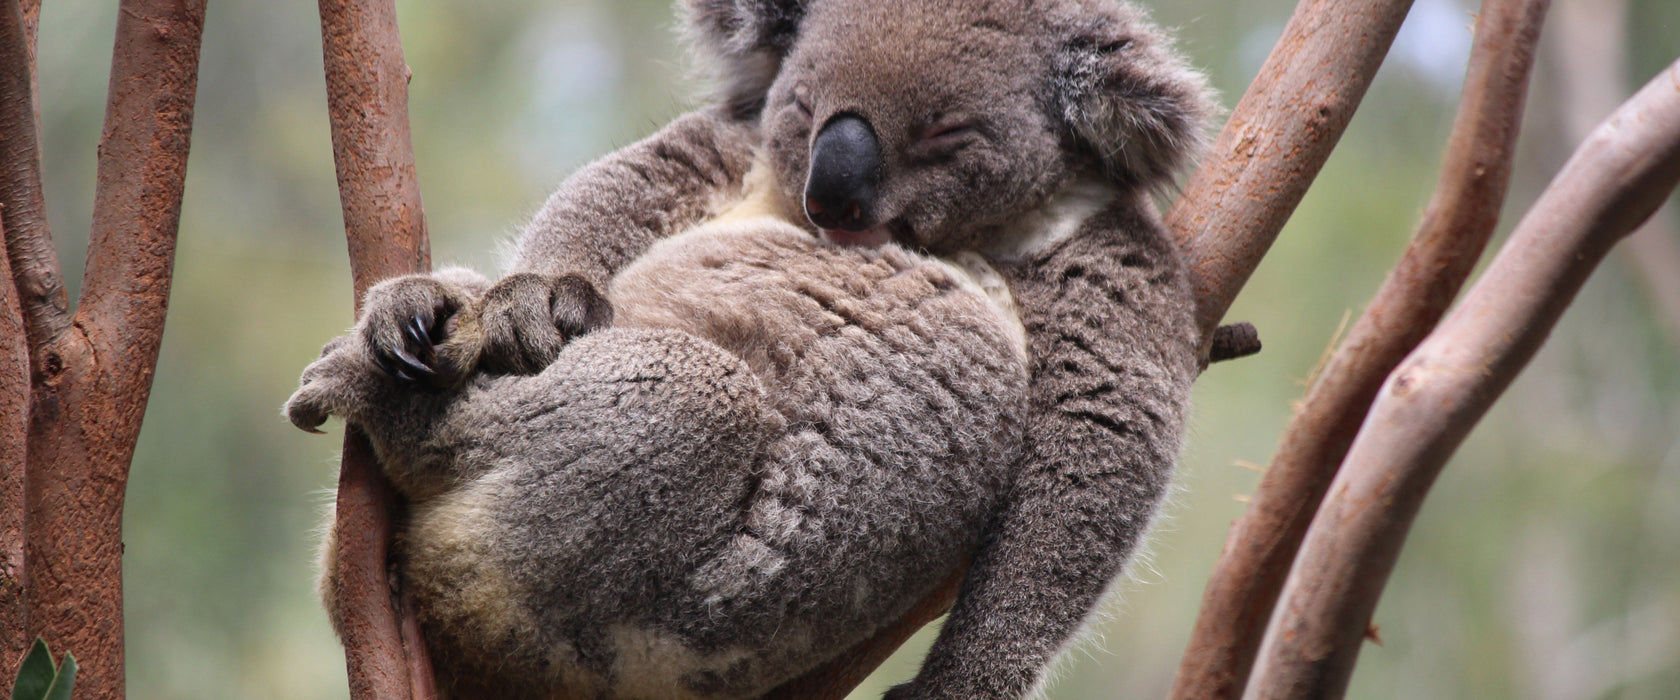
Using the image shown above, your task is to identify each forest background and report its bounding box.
[23,0,1680,697]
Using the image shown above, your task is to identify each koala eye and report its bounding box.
[918,118,982,151]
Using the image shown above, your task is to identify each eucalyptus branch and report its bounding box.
[1165,0,1417,348]
[1250,55,1680,700]
[0,207,29,675]
[0,0,68,352]
[317,0,434,697]
[16,1,207,696]
[1170,0,1548,695]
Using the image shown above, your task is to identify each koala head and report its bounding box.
[684,0,1213,252]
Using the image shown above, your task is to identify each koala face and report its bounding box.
[759,1,1065,251]
[687,0,1213,253]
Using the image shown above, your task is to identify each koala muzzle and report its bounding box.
[805,113,881,232]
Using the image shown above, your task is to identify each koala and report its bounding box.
[290,0,1211,697]
[290,200,1033,697]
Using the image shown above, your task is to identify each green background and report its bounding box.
[23,0,1680,696]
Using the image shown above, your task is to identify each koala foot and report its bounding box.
[360,275,485,390]
[476,272,613,376]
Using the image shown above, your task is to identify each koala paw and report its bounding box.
[476,272,613,375]
[359,274,484,389]
[284,335,368,434]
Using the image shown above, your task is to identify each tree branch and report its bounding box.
[0,207,29,677]
[1249,55,1680,700]
[317,0,432,698]
[1170,0,1548,696]
[1165,0,1416,350]
[19,1,207,695]
[0,0,68,352]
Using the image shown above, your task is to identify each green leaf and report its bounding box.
[40,653,73,700]
[9,638,54,700]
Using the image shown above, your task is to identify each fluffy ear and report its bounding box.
[1050,4,1215,188]
[682,0,808,119]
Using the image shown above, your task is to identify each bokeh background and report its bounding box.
[23,0,1680,696]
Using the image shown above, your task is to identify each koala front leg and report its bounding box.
[892,202,1199,699]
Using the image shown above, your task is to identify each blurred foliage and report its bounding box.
[21,0,1678,697]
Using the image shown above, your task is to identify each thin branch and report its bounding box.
[0,207,29,676]
[20,1,207,696]
[1250,56,1680,700]
[317,0,432,698]
[1165,0,1417,350]
[1170,0,1548,696]
[0,0,68,352]
[20,0,40,139]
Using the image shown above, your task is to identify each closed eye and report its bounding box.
[919,120,982,150]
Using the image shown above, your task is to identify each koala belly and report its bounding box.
[406,217,1030,699]
[604,217,1031,695]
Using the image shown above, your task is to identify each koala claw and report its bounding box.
[374,314,440,383]
[359,275,479,389]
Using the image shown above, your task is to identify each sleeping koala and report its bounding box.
[291,0,1212,697]
[289,188,1032,697]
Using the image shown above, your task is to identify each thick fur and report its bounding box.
[289,215,1031,698]
[289,0,1210,697]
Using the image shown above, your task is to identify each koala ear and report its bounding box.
[1051,7,1215,188]
[682,0,808,119]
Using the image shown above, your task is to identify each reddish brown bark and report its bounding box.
[1250,56,1680,700]
[1,0,41,677]
[0,0,67,353]
[14,1,207,696]
[1170,0,1548,696]
[317,0,432,698]
[0,208,29,680]
[1165,0,1416,349]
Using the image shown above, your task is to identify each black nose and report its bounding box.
[805,113,881,232]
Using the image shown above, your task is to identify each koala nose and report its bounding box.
[805,113,881,232]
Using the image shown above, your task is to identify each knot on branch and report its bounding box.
[1207,321,1262,364]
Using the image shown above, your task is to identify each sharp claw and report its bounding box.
[404,315,440,366]
[303,426,327,435]
[405,315,429,345]
[392,365,417,383]
[391,345,435,379]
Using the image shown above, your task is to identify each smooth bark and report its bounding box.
[1171,0,1548,696]
[1249,56,1680,700]
[1166,0,1417,348]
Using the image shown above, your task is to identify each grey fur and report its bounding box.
[289,219,1029,697]
[288,0,1209,697]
